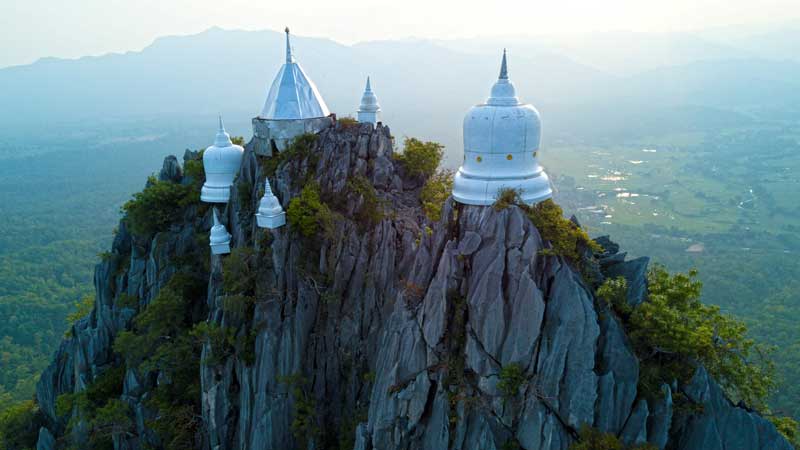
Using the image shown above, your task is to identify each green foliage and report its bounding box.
[190,322,235,366]
[493,188,522,211]
[525,199,601,261]
[55,366,129,448]
[0,400,41,450]
[182,151,205,191]
[569,424,657,450]
[348,175,384,229]
[231,136,245,146]
[117,293,138,309]
[395,137,444,179]
[287,182,334,238]
[237,179,253,213]
[597,277,631,316]
[625,266,776,409]
[770,416,800,449]
[278,373,320,447]
[66,294,94,326]
[222,247,256,295]
[497,363,526,398]
[420,170,454,221]
[337,116,359,128]
[122,176,199,237]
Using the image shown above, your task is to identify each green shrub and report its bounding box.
[66,294,94,327]
[497,363,526,398]
[337,116,359,128]
[182,151,205,191]
[222,248,256,295]
[770,416,800,448]
[628,266,776,409]
[420,170,454,221]
[525,199,601,261]
[287,183,334,238]
[122,176,199,237]
[395,137,444,179]
[569,424,656,450]
[231,136,245,146]
[348,175,384,229]
[597,276,631,316]
[0,400,40,450]
[493,188,522,211]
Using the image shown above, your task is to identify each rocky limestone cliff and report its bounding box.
[33,122,791,450]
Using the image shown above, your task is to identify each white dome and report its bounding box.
[201,117,245,203]
[259,28,330,120]
[453,50,552,206]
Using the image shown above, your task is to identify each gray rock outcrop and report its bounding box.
[32,122,792,450]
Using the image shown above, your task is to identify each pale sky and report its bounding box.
[1,0,798,68]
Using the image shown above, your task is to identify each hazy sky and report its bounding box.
[1,0,798,68]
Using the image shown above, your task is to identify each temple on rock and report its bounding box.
[251,27,334,156]
[201,116,244,203]
[452,50,552,206]
[357,77,381,125]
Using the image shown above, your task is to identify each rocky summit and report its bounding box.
[31,122,791,450]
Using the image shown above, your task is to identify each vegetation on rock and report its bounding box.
[122,176,199,237]
[598,266,777,411]
[569,425,656,450]
[420,169,453,221]
[395,137,444,179]
[287,182,334,238]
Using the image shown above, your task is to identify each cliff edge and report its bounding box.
[29,123,791,450]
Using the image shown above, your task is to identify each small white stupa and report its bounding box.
[251,28,334,155]
[452,50,552,205]
[255,179,286,229]
[209,208,232,255]
[201,116,245,203]
[357,76,381,125]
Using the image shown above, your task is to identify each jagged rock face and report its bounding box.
[34,122,791,450]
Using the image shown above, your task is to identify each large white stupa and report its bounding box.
[251,28,334,155]
[357,77,381,125]
[452,50,552,206]
[201,117,244,203]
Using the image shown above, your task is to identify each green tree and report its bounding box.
[420,170,453,221]
[395,137,444,179]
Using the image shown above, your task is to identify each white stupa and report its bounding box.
[209,208,232,255]
[255,179,286,229]
[201,117,245,203]
[251,28,334,155]
[452,50,552,206]
[357,76,381,125]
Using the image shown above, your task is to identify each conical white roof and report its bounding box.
[259,28,330,120]
[358,77,380,113]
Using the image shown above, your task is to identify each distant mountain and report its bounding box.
[1,27,798,161]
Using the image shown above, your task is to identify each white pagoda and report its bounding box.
[255,179,286,229]
[452,50,552,206]
[251,28,333,156]
[357,77,381,125]
[209,208,232,255]
[201,117,244,203]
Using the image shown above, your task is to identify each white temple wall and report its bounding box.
[251,116,334,156]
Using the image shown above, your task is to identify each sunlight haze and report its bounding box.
[1,0,799,68]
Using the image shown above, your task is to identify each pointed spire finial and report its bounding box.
[366,76,372,92]
[285,27,293,63]
[218,114,224,132]
[264,178,273,195]
[499,48,508,80]
[213,207,221,226]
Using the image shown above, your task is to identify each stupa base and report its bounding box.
[201,184,232,204]
[256,211,286,229]
[452,170,552,206]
